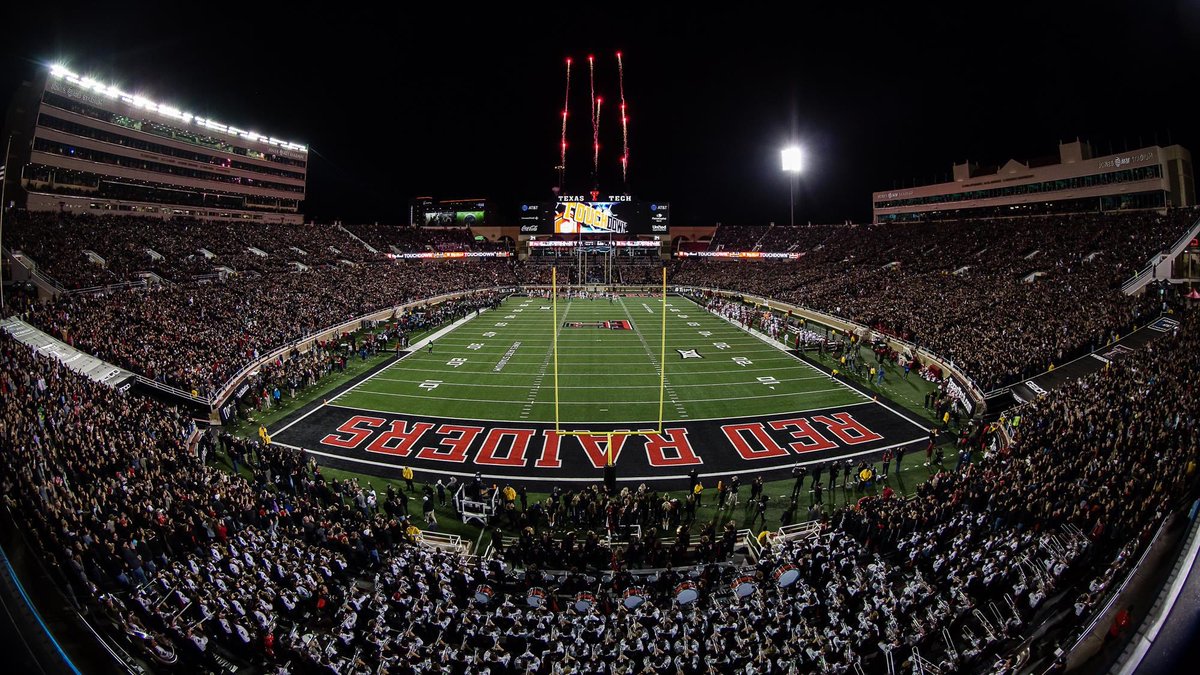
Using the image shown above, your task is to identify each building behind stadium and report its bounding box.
[873,140,1194,221]
[1,64,307,224]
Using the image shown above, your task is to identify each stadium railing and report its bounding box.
[772,521,822,544]
[677,285,989,415]
[66,278,148,296]
[2,247,67,297]
[415,530,473,557]
[1120,212,1200,295]
[1111,500,1200,674]
[209,287,510,413]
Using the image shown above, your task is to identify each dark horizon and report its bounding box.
[2,3,1197,226]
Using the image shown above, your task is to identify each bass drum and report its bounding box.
[527,587,547,608]
[622,587,647,610]
[674,582,699,605]
[573,592,595,613]
[474,584,495,605]
[731,575,757,599]
[773,564,800,588]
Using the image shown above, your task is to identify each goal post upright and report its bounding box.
[552,266,560,431]
[551,266,670,482]
[657,264,667,435]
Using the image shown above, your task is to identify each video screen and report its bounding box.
[519,200,669,234]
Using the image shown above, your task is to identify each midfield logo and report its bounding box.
[563,320,633,330]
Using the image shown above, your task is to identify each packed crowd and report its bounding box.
[227,292,504,417]
[344,223,508,253]
[11,262,518,396]
[675,210,1195,390]
[706,223,847,253]
[11,209,1192,395]
[1,208,1198,672]
[4,211,383,287]
[2,304,1195,673]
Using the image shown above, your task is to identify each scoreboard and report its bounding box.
[519,196,669,235]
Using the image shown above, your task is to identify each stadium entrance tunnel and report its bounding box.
[269,401,927,487]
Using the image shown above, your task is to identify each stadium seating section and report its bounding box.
[0,209,1197,673]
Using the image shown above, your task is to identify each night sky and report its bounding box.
[2,3,1197,225]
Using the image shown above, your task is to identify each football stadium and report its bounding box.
[2,6,1200,675]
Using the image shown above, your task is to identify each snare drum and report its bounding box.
[674,581,699,605]
[474,584,494,605]
[731,575,757,599]
[574,592,595,613]
[622,587,647,610]
[773,564,800,588]
[527,587,547,608]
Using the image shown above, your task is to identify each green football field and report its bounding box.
[329,294,869,425]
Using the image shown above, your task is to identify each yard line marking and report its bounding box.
[686,295,930,432]
[322,398,875,424]
[326,308,486,405]
[363,374,832,389]
[343,386,852,405]
[617,295,682,418]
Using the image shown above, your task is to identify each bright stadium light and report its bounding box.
[781,146,803,173]
[40,62,308,153]
[781,146,803,226]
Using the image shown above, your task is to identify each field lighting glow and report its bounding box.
[782,146,803,173]
[46,63,307,153]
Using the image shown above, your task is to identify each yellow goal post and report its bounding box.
[551,266,668,466]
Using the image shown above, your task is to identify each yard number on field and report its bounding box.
[733,357,753,366]
[446,358,468,368]
[419,380,443,390]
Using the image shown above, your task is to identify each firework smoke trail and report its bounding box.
[589,55,599,177]
[560,57,571,181]
[594,96,603,175]
[617,51,628,184]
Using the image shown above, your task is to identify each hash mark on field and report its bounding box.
[618,296,687,418]
[642,303,653,313]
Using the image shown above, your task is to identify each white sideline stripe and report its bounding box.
[291,296,919,435]
[326,310,485,406]
[318,399,875,425]
[272,435,927,484]
[702,300,868,399]
[689,296,930,433]
[364,373,831,389]
[341,385,853,406]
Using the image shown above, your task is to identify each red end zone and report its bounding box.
[270,401,927,486]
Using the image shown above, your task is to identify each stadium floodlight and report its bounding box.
[781,146,803,173]
[781,146,803,226]
[41,62,308,153]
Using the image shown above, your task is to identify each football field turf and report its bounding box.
[330,294,868,425]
